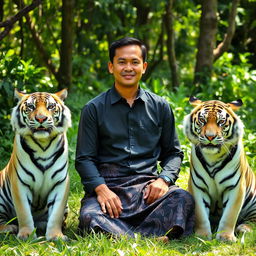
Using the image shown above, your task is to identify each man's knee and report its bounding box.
[169,188,195,206]
[79,211,93,231]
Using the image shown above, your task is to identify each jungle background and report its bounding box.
[0,0,256,255]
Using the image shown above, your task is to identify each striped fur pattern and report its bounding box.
[184,97,256,242]
[0,89,71,240]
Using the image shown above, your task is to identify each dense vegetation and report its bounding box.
[1,0,256,255]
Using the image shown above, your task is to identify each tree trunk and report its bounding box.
[57,0,75,90]
[194,0,218,86]
[213,0,240,61]
[142,20,164,81]
[132,0,150,48]
[0,0,4,22]
[164,0,179,90]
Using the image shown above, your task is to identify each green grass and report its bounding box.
[1,162,256,256]
[1,91,256,255]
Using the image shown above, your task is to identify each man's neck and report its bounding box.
[115,84,139,106]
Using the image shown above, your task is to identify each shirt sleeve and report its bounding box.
[158,102,184,184]
[75,104,106,194]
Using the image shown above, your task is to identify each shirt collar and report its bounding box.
[110,85,147,105]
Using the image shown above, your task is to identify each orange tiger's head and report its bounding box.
[11,89,71,139]
[183,96,244,154]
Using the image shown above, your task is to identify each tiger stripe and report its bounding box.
[184,97,256,242]
[0,89,71,241]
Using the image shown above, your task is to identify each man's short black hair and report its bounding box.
[109,37,147,63]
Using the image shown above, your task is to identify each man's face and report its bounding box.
[108,45,147,88]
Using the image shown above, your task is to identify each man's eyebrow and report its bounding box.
[117,57,140,60]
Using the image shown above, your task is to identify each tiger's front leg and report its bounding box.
[46,176,69,241]
[216,186,245,242]
[11,184,36,240]
[194,196,212,239]
[189,181,212,239]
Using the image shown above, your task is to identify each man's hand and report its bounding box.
[143,178,169,204]
[95,184,123,218]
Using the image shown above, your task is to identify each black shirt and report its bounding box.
[75,86,184,194]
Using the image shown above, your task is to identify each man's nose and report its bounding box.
[124,63,133,70]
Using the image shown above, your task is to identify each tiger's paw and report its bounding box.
[17,227,36,240]
[236,224,252,234]
[216,232,237,242]
[195,228,212,240]
[0,224,18,234]
[46,231,68,241]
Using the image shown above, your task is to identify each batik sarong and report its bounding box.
[78,164,195,238]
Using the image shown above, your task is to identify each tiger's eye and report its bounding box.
[27,103,35,111]
[199,117,205,123]
[48,103,56,110]
[218,120,226,126]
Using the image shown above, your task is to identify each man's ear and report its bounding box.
[142,62,148,74]
[108,61,113,74]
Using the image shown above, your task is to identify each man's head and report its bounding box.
[108,37,148,89]
[109,37,147,63]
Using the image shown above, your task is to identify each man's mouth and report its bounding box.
[123,75,134,79]
[121,72,136,79]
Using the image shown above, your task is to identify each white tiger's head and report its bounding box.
[183,96,244,154]
[11,89,71,139]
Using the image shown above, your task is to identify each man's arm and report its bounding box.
[158,102,184,183]
[75,104,105,194]
[144,101,183,204]
[75,104,122,217]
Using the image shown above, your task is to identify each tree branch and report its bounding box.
[213,0,240,61]
[0,0,41,41]
[14,0,58,77]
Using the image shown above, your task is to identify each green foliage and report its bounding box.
[0,50,55,128]
[1,0,256,253]
[194,52,256,131]
[0,50,56,168]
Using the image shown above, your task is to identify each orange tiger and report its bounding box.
[0,89,71,240]
[184,96,256,242]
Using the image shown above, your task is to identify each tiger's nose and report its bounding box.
[206,135,216,141]
[35,115,47,124]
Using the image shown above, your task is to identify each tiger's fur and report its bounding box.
[0,89,71,240]
[184,97,256,242]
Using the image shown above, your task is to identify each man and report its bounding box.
[75,37,194,240]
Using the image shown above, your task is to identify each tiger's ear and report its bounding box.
[14,89,26,100]
[227,99,243,111]
[189,96,202,106]
[55,88,68,101]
